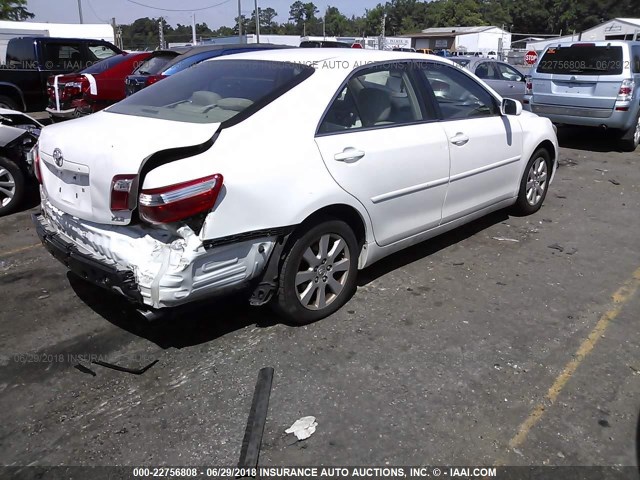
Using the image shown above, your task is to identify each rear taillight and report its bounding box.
[110,174,137,211]
[525,76,532,95]
[617,79,634,101]
[145,74,166,86]
[62,76,90,100]
[139,174,223,224]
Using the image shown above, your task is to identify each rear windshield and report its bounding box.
[82,53,131,74]
[109,59,313,124]
[536,45,624,75]
[132,53,177,75]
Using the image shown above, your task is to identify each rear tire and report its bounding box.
[511,148,552,216]
[0,95,19,111]
[272,217,358,325]
[619,113,640,152]
[0,156,25,217]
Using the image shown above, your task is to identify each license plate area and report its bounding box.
[42,157,91,210]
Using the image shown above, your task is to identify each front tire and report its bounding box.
[512,148,552,216]
[272,218,358,325]
[0,156,25,216]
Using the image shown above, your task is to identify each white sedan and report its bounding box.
[33,49,559,324]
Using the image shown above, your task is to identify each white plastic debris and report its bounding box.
[285,416,318,440]
[492,237,520,242]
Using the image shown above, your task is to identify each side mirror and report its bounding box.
[501,98,522,116]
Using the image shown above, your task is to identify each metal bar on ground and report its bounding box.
[237,367,274,473]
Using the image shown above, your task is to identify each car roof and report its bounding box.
[544,40,640,48]
[173,43,291,57]
[206,48,449,66]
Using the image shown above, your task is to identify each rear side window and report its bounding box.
[318,63,428,134]
[109,59,313,124]
[42,42,83,69]
[475,62,498,79]
[536,45,624,75]
[6,38,36,68]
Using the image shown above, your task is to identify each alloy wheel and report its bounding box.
[525,156,548,206]
[0,167,16,208]
[294,233,351,310]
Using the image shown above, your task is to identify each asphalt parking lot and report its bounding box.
[0,126,639,469]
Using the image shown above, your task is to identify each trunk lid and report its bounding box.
[38,110,219,225]
[532,74,621,109]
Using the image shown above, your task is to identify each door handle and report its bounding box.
[450,133,469,146]
[334,147,365,162]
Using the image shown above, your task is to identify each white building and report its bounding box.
[404,26,511,54]
[0,20,115,61]
[197,35,411,50]
[526,18,640,51]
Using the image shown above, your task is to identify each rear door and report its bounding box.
[415,61,523,223]
[315,62,450,247]
[532,44,624,109]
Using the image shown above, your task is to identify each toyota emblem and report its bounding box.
[53,148,63,167]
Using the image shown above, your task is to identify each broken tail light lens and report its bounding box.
[139,174,223,224]
[110,174,137,211]
[617,79,634,102]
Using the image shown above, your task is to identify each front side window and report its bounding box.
[318,63,426,134]
[109,59,313,124]
[417,62,499,120]
[132,53,177,75]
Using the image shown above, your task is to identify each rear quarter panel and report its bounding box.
[140,70,375,244]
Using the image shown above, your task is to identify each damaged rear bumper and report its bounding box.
[33,200,278,309]
[33,212,143,302]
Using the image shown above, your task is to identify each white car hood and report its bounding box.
[38,111,219,225]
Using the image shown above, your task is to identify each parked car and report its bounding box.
[46,52,152,120]
[451,56,527,101]
[300,40,351,48]
[124,43,291,96]
[0,109,42,216]
[124,49,185,96]
[33,49,558,323]
[0,37,122,112]
[416,48,435,55]
[523,40,640,151]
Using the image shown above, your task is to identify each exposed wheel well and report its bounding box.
[536,140,556,162]
[296,204,367,248]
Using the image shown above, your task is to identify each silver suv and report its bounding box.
[523,41,640,151]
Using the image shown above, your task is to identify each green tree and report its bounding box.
[324,6,349,36]
[0,0,34,21]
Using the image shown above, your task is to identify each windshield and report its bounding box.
[109,59,314,124]
[536,45,624,75]
[82,53,131,74]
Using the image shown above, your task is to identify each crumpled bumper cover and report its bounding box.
[33,212,143,303]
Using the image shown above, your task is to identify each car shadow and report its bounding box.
[68,210,510,346]
[358,209,509,286]
[67,272,279,350]
[556,126,622,153]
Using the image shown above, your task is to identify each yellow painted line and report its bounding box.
[500,266,640,460]
[0,242,41,258]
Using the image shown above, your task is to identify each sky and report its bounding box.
[27,0,379,29]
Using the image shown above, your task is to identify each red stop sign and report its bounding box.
[525,50,538,65]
